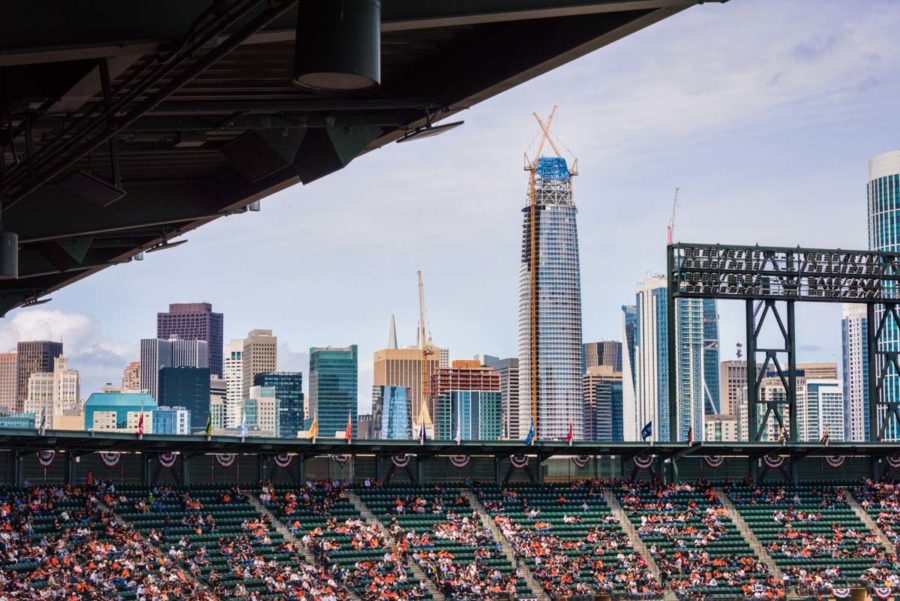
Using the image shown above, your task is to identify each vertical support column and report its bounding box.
[375,455,383,483]
[867,303,879,443]
[258,455,268,483]
[667,245,678,443]
[297,455,307,484]
[417,456,426,485]
[493,455,501,485]
[10,451,20,487]
[787,300,798,442]
[181,454,191,487]
[746,300,758,441]
[749,456,758,486]
[536,456,544,485]
[65,453,75,485]
[143,454,152,487]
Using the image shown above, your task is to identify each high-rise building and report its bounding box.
[583,365,623,441]
[868,149,900,440]
[254,372,303,438]
[223,339,244,428]
[632,276,719,441]
[210,396,225,431]
[357,414,373,440]
[584,341,622,372]
[153,406,191,435]
[704,414,739,442]
[121,361,141,392]
[719,360,748,418]
[373,347,442,428]
[842,303,869,441]
[244,385,280,436]
[309,345,358,439]
[16,341,63,411]
[433,360,501,441]
[139,338,208,402]
[157,303,224,377]
[797,363,839,380]
[517,156,584,441]
[158,367,211,432]
[0,352,17,412]
[24,356,79,425]
[621,305,638,441]
[371,385,412,440]
[242,330,277,400]
[481,356,520,440]
[802,379,844,442]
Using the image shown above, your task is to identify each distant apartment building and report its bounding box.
[584,341,622,372]
[16,341,63,411]
[0,352,16,412]
[223,339,244,428]
[242,330,277,400]
[621,305,638,441]
[157,302,224,377]
[24,356,79,425]
[480,356,520,439]
[158,367,211,432]
[802,379,845,442]
[244,385,279,437]
[121,361,141,392]
[797,362,839,381]
[139,338,208,402]
[704,414,739,442]
[433,360,501,441]
[841,303,869,441]
[583,365,624,441]
[254,372,303,438]
[309,345,358,439]
[372,385,412,440]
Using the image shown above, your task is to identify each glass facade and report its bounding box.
[372,385,412,440]
[435,390,501,441]
[309,345,358,439]
[254,372,304,438]
[158,367,210,432]
[841,304,869,441]
[517,156,584,440]
[868,151,900,440]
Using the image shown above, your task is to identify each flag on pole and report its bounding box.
[687,426,694,444]
[204,414,212,439]
[524,419,535,446]
[344,412,352,443]
[454,410,461,445]
[38,410,47,436]
[819,426,830,445]
[307,415,319,443]
[136,412,144,439]
[641,421,652,441]
[565,423,574,447]
[418,422,427,445]
[239,409,248,443]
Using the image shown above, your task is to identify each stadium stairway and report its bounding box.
[840,487,899,557]
[714,489,783,581]
[602,489,675,601]
[462,489,550,601]
[246,493,361,599]
[345,489,447,601]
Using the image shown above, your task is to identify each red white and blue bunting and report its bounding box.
[886,454,900,469]
[391,454,411,469]
[332,454,351,467]
[873,587,893,600]
[571,456,591,469]
[159,453,177,469]
[215,453,236,468]
[831,588,850,599]
[273,454,292,469]
[99,452,121,468]
[449,455,470,469]
[36,450,55,468]
[633,455,654,470]
[763,455,785,470]
[825,456,845,469]
[509,454,529,469]
[704,456,725,469]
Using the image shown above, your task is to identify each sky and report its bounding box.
[3,0,900,411]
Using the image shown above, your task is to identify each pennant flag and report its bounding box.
[524,419,535,446]
[454,412,461,445]
[344,412,352,443]
[418,422,427,445]
[819,426,830,445]
[687,426,694,444]
[239,409,248,443]
[136,412,144,439]
[565,422,574,447]
[204,414,212,439]
[641,421,652,441]
[307,415,319,442]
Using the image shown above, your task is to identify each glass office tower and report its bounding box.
[309,345,358,439]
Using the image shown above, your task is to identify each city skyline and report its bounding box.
[0,1,895,415]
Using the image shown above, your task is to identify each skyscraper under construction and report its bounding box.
[517,110,584,441]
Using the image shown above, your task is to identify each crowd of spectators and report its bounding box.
[619,480,782,600]
[857,480,900,548]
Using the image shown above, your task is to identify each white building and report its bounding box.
[223,339,244,428]
[24,356,79,426]
[841,303,868,441]
[802,379,845,442]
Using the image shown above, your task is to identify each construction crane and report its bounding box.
[523,106,577,440]
[416,270,434,436]
[666,187,680,245]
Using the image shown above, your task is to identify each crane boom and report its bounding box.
[666,187,679,246]
[416,270,433,434]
